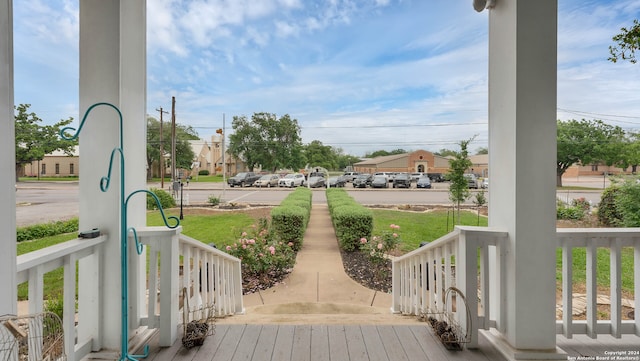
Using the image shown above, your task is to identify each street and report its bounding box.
[15,178,605,227]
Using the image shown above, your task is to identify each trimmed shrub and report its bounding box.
[147,187,176,210]
[198,169,210,176]
[17,218,79,242]
[270,187,312,250]
[612,180,640,227]
[326,188,373,252]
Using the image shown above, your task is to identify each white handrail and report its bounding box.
[16,235,108,361]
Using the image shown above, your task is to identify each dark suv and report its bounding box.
[392,173,411,188]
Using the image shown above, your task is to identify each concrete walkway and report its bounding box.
[218,193,406,324]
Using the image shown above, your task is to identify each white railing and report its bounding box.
[130,227,244,347]
[391,226,508,348]
[16,235,108,361]
[556,228,640,339]
[392,226,640,349]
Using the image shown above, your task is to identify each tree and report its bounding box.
[435,148,457,157]
[364,149,407,158]
[336,152,362,171]
[557,119,626,187]
[448,138,474,224]
[609,19,640,64]
[146,116,199,180]
[228,112,304,172]
[15,104,77,181]
[475,147,488,155]
[304,140,338,170]
[618,132,640,173]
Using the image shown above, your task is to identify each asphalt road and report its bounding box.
[15,178,604,227]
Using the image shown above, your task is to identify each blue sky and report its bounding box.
[12,0,640,156]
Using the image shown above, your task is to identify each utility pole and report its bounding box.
[156,107,168,188]
[171,96,176,184]
[222,113,226,202]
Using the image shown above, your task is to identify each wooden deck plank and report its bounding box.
[271,324,295,361]
[407,325,451,361]
[344,325,369,361]
[377,326,410,361]
[557,334,640,358]
[326,325,349,361]
[291,325,311,361]
[310,325,330,361]
[250,325,278,361]
[206,324,246,361]
[231,325,262,361]
[392,326,429,361]
[359,325,391,361]
[191,324,230,361]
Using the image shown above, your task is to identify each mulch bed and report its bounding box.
[339,249,392,293]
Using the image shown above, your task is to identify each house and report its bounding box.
[21,146,79,178]
[2,2,637,361]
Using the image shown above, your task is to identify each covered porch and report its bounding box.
[1,1,638,361]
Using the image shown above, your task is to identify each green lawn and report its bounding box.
[372,208,488,251]
[17,207,635,300]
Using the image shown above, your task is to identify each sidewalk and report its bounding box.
[219,195,403,324]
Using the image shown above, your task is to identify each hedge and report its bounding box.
[270,188,312,250]
[326,188,373,252]
[17,218,79,243]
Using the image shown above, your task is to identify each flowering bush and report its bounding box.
[224,218,296,290]
[359,224,401,281]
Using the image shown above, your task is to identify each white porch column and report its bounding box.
[0,0,17,316]
[77,0,146,351]
[487,0,559,356]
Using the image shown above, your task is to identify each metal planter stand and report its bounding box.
[61,103,180,361]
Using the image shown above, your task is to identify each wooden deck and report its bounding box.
[142,324,507,361]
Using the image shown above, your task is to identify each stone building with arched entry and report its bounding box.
[353,150,451,175]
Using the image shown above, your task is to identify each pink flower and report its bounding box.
[360,237,367,244]
[288,242,294,247]
[377,243,383,250]
[390,224,400,230]
[372,236,378,241]
[242,244,247,249]
[268,246,276,255]
[393,233,398,238]
[226,245,231,251]
[241,231,247,237]
[248,239,256,244]
[259,253,264,257]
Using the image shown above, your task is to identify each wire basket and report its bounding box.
[1,312,66,361]
[181,287,216,349]
[419,287,471,350]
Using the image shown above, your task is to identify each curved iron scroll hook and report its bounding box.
[60,102,123,149]
[126,190,180,255]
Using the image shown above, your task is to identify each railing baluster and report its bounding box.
[562,242,573,339]
[586,238,597,339]
[609,237,622,338]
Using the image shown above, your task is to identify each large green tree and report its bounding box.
[146,116,199,180]
[228,112,304,172]
[15,104,77,181]
[609,19,640,64]
[364,149,407,158]
[448,138,474,224]
[557,119,626,186]
[304,140,338,170]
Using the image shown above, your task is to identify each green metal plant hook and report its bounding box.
[59,102,179,361]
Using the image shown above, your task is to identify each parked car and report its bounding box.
[392,173,412,188]
[410,172,424,182]
[464,173,479,189]
[371,175,389,188]
[427,173,445,182]
[373,172,393,182]
[481,177,489,189]
[352,174,373,188]
[254,174,279,188]
[343,171,359,182]
[227,172,261,187]
[278,173,305,188]
[416,175,432,189]
[326,176,347,188]
[307,174,326,188]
